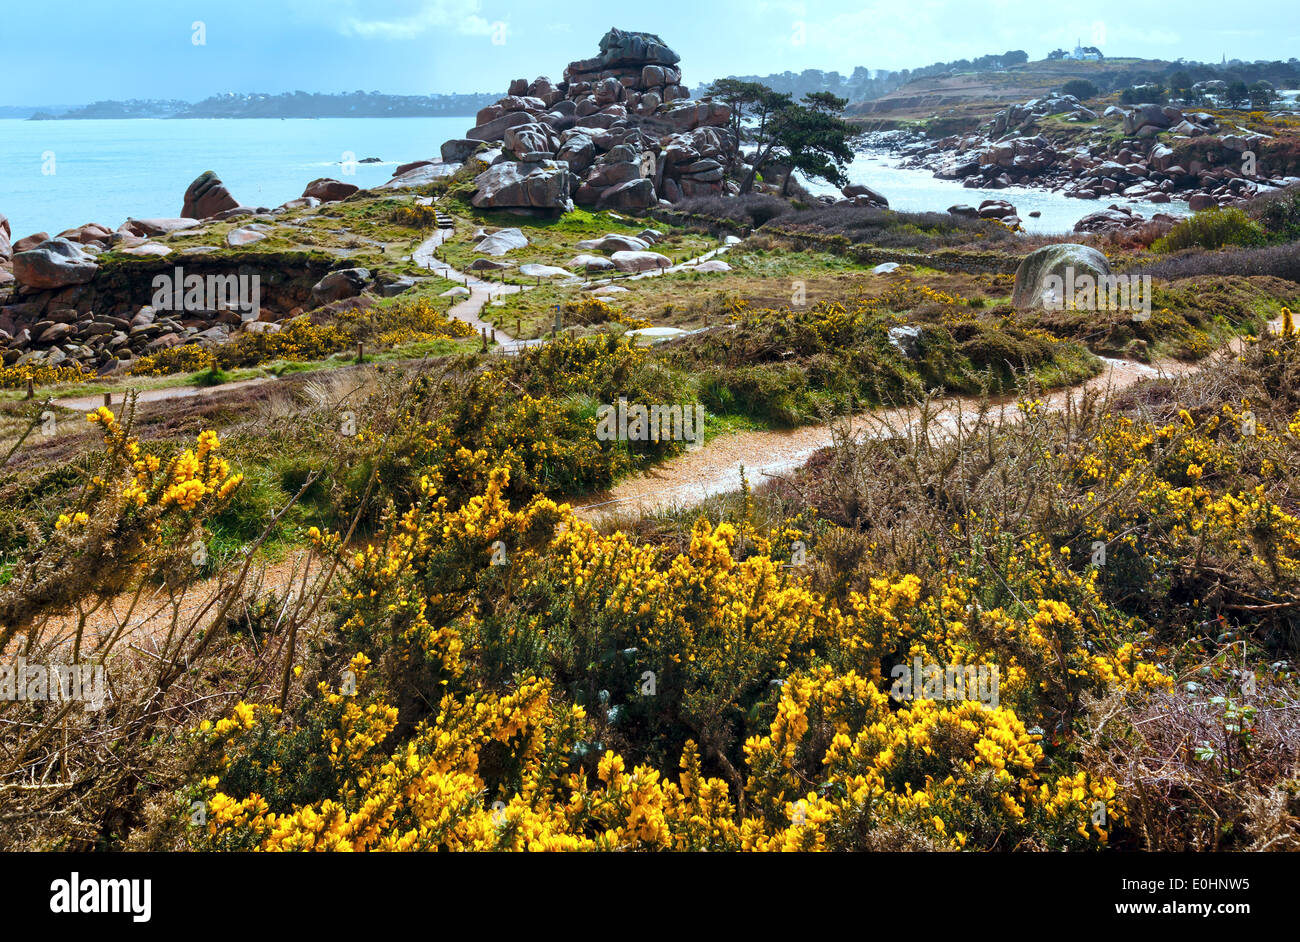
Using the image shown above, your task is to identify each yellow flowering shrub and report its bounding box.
[354,333,694,508]
[191,464,1146,852]
[130,300,472,376]
[0,361,93,389]
[560,296,651,330]
[0,404,244,640]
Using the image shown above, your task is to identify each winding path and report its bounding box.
[572,330,1275,522]
[407,227,738,353]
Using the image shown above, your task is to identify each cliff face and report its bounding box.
[443,28,736,213]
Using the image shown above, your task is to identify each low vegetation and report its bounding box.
[3,158,1299,854]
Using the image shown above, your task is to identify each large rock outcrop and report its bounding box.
[0,212,10,261]
[302,178,359,203]
[1012,243,1110,309]
[446,28,735,212]
[12,238,99,291]
[471,160,575,212]
[311,268,371,305]
[181,171,240,220]
[476,228,530,256]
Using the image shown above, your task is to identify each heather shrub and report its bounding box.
[1134,243,1300,282]
[671,193,794,227]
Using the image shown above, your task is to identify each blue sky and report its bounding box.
[4,0,1299,104]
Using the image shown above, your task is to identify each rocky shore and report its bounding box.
[0,169,380,376]
[0,28,751,378]
[872,94,1300,232]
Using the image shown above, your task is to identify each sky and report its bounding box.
[3,0,1299,105]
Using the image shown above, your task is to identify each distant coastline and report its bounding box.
[6,90,498,121]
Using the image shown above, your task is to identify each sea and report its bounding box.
[1,114,1187,240]
[799,151,1189,235]
[0,116,471,239]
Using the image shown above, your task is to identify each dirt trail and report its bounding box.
[409,226,531,350]
[408,227,736,354]
[573,328,1272,522]
[41,551,322,647]
[48,223,739,413]
[54,376,276,413]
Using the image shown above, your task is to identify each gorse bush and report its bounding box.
[190,467,1154,850]
[342,333,695,512]
[389,204,439,228]
[130,298,473,376]
[0,403,244,640]
[130,318,353,376]
[1153,207,1267,253]
[560,296,650,329]
[0,362,92,390]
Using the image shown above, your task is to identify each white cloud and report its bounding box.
[337,0,493,40]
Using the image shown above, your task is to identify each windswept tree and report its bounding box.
[1167,70,1194,101]
[705,78,791,166]
[707,80,860,195]
[1060,79,1098,101]
[1249,81,1277,108]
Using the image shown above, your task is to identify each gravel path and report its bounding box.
[572,327,1275,522]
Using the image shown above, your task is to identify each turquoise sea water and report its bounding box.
[0,116,470,239]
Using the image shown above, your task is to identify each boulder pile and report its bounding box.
[986,95,1097,137]
[0,179,364,374]
[438,28,736,212]
[1073,203,1178,234]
